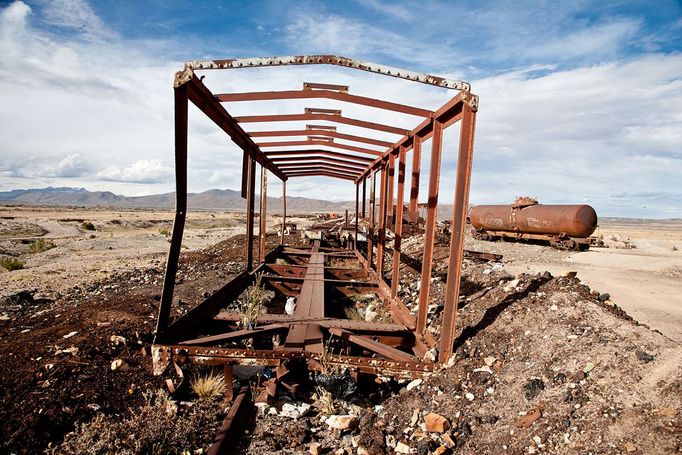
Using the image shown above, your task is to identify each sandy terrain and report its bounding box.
[466,218,682,342]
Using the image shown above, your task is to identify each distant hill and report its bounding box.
[0,187,355,212]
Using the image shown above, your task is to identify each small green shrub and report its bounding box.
[28,238,55,254]
[159,228,171,236]
[81,221,95,231]
[0,257,24,271]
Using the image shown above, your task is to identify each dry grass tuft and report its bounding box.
[314,386,336,415]
[29,238,55,254]
[239,272,265,330]
[191,371,225,401]
[58,390,222,455]
[0,257,24,271]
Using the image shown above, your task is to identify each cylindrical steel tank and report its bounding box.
[468,204,598,238]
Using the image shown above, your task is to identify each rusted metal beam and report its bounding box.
[376,166,388,277]
[362,177,366,217]
[387,154,395,227]
[236,110,409,135]
[248,129,392,148]
[259,166,267,263]
[246,158,256,271]
[179,323,287,346]
[217,89,433,117]
[284,243,325,353]
[328,327,418,362]
[354,182,359,249]
[367,170,376,267]
[180,75,286,181]
[408,136,422,221]
[276,162,364,174]
[255,139,383,157]
[391,146,406,298]
[280,180,286,245]
[283,167,360,178]
[355,92,475,182]
[184,55,470,91]
[416,120,443,335]
[207,385,249,455]
[285,171,359,181]
[440,103,477,363]
[268,150,373,163]
[157,83,189,340]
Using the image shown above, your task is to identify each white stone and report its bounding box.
[465,392,475,401]
[325,415,356,431]
[406,378,422,391]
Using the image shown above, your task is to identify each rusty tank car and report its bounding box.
[468,198,598,250]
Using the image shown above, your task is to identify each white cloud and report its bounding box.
[42,0,115,40]
[97,160,173,183]
[39,153,91,177]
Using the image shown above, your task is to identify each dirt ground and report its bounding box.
[0,206,680,454]
[465,218,682,343]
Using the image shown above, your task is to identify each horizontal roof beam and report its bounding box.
[248,129,392,148]
[183,55,470,91]
[255,140,383,156]
[181,75,286,181]
[265,149,374,162]
[235,111,409,136]
[216,90,433,117]
[355,92,475,181]
[285,171,358,181]
[277,163,363,174]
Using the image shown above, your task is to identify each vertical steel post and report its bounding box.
[361,177,366,218]
[416,120,444,335]
[241,151,248,198]
[439,103,477,362]
[367,170,376,267]
[354,182,359,249]
[157,83,189,340]
[376,165,388,277]
[246,158,256,271]
[259,167,267,263]
[387,155,395,229]
[391,147,406,297]
[280,180,286,245]
[409,136,422,222]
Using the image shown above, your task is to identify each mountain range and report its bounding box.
[0,187,356,212]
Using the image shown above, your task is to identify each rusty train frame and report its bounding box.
[152,55,478,383]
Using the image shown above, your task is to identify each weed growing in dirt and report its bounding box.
[275,258,289,265]
[58,390,221,455]
[239,273,265,332]
[314,386,336,415]
[344,306,364,321]
[159,228,171,237]
[191,371,225,401]
[29,238,55,254]
[319,341,343,376]
[0,257,24,271]
[81,221,95,231]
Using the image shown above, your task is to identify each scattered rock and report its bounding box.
[635,350,654,363]
[110,359,129,371]
[623,442,637,452]
[395,441,411,453]
[62,331,78,339]
[325,415,356,431]
[424,412,449,433]
[483,356,496,366]
[561,271,577,278]
[309,442,322,455]
[406,378,422,391]
[515,408,542,429]
[465,392,475,401]
[598,293,611,302]
[524,378,545,400]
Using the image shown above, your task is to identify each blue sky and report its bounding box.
[0,0,681,217]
